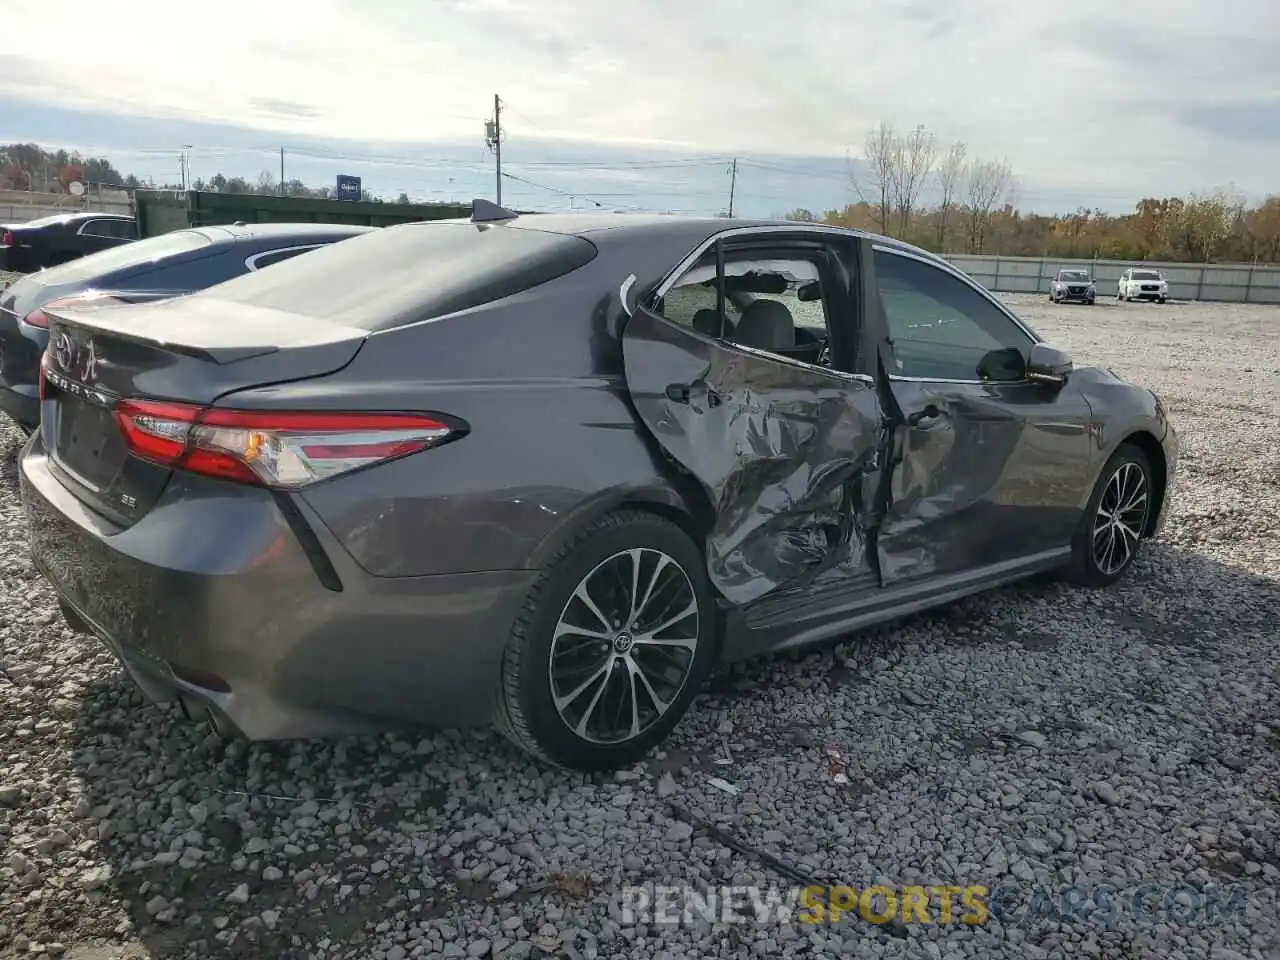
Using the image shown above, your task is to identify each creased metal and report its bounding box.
[623,310,883,606]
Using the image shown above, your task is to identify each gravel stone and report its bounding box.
[0,294,1277,958]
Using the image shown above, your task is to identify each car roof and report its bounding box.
[404,212,941,266]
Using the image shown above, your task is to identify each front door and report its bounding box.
[870,244,1095,583]
[621,232,885,607]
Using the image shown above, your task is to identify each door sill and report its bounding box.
[744,569,879,630]
[724,547,1070,663]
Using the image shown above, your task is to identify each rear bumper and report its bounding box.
[21,440,536,739]
[0,247,35,273]
[0,308,43,429]
[0,383,38,429]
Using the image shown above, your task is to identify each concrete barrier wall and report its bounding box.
[0,189,133,224]
[943,254,1280,305]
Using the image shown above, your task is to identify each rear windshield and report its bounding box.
[197,221,599,331]
[35,229,213,284]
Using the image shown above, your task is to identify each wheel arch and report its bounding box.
[1115,429,1168,537]
[522,480,712,573]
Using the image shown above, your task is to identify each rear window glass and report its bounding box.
[35,230,213,284]
[197,221,599,331]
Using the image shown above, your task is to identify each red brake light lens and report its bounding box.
[114,400,458,488]
[0,230,13,247]
[25,293,125,329]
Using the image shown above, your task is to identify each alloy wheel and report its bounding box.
[1091,461,1150,575]
[548,548,700,744]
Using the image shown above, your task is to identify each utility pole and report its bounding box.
[280,147,286,196]
[727,158,737,218]
[485,95,503,206]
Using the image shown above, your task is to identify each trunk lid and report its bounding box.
[40,295,369,526]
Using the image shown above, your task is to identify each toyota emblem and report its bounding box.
[54,333,76,372]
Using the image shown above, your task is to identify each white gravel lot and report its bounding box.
[1,293,1278,960]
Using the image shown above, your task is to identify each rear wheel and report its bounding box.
[1065,443,1153,587]
[495,510,716,770]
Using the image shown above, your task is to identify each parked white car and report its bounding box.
[1049,268,1096,304]
[1118,267,1169,303]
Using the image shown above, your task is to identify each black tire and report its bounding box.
[1064,443,1153,587]
[494,510,717,771]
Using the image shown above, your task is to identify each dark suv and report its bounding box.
[0,212,137,272]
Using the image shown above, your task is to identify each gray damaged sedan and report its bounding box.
[21,202,1178,770]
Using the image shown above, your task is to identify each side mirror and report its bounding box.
[1027,343,1073,384]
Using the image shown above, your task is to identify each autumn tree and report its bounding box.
[1242,196,1280,262]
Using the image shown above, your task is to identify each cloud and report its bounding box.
[1,0,1278,205]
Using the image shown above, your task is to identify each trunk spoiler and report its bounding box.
[43,295,370,366]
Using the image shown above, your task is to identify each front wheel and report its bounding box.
[1064,443,1153,587]
[495,510,717,770]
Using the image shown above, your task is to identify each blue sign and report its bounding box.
[335,175,361,201]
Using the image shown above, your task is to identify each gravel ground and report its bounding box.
[1,294,1278,960]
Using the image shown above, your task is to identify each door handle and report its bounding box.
[665,380,722,407]
[908,403,942,427]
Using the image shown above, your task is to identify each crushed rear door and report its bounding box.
[621,307,885,606]
[39,295,368,526]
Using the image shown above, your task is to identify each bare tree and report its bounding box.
[934,141,967,249]
[854,121,896,235]
[889,124,936,238]
[963,156,1013,253]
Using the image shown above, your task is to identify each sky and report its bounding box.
[2,0,1279,217]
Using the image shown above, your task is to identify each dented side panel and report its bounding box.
[622,309,884,606]
[876,378,1095,583]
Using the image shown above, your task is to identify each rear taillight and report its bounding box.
[0,230,13,247]
[24,293,124,329]
[114,400,459,488]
